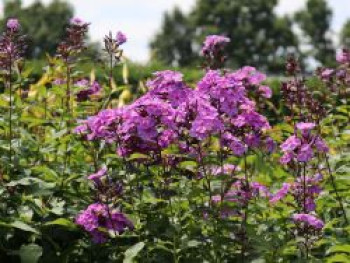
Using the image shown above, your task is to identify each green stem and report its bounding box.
[9,61,13,176]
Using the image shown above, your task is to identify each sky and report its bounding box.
[1,0,350,62]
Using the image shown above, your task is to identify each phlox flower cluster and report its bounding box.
[201,35,230,56]
[280,122,329,164]
[0,19,26,71]
[76,203,133,243]
[292,213,324,230]
[75,63,274,160]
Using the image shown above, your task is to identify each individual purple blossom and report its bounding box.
[270,183,291,204]
[6,18,20,31]
[280,135,301,152]
[296,122,316,132]
[245,133,261,148]
[53,78,66,85]
[297,144,313,162]
[258,85,272,98]
[292,213,324,230]
[70,17,84,26]
[116,31,127,45]
[265,137,276,153]
[232,66,266,85]
[221,132,247,156]
[280,151,294,164]
[88,167,107,183]
[211,164,239,176]
[147,70,192,108]
[320,68,334,80]
[314,137,329,153]
[336,49,350,64]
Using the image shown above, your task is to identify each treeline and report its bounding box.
[2,0,350,73]
[150,0,350,72]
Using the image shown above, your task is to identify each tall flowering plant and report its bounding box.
[0,18,26,175]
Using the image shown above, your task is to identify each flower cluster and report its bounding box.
[292,213,324,230]
[57,17,89,62]
[104,31,127,61]
[336,48,350,64]
[76,64,273,160]
[76,203,133,243]
[270,173,323,212]
[75,79,101,101]
[202,35,230,56]
[0,18,26,71]
[6,18,20,32]
[280,122,328,164]
[201,35,230,69]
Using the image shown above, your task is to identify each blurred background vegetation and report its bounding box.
[1,0,350,82]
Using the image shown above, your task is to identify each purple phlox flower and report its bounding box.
[147,70,191,108]
[88,167,107,183]
[265,137,276,153]
[6,18,20,31]
[336,49,350,64]
[74,121,88,134]
[258,85,272,98]
[314,136,329,153]
[280,135,301,152]
[75,79,90,88]
[211,164,239,176]
[320,68,334,80]
[280,151,294,164]
[270,183,291,204]
[232,110,270,131]
[70,17,85,26]
[244,133,261,148]
[297,144,313,162]
[116,31,127,45]
[232,66,266,85]
[76,203,134,243]
[292,213,324,230]
[232,66,256,81]
[197,70,246,117]
[296,122,316,132]
[53,78,66,85]
[250,182,270,197]
[201,35,230,55]
[221,132,247,156]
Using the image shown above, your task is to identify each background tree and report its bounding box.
[150,7,196,67]
[340,19,350,47]
[295,0,335,67]
[151,0,300,73]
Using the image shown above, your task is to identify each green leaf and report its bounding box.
[123,242,145,263]
[327,253,350,263]
[327,245,350,255]
[11,221,39,234]
[19,244,42,263]
[44,218,77,231]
